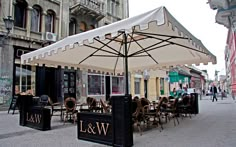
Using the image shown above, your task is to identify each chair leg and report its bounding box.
[175,114,179,125]
[137,123,142,136]
[158,116,163,131]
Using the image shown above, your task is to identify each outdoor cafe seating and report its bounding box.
[63,97,77,124]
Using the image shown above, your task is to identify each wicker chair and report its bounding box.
[39,95,64,120]
[132,99,143,135]
[64,97,77,124]
[100,99,111,113]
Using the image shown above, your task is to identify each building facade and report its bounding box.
[130,69,169,102]
[208,0,236,95]
[0,0,128,107]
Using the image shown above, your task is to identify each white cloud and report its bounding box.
[129,0,228,79]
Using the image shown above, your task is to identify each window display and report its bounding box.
[88,74,104,95]
[112,76,124,94]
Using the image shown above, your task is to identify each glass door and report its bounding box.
[63,72,76,98]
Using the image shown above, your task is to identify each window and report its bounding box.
[31,5,42,32]
[134,78,141,95]
[69,18,76,35]
[111,76,124,94]
[45,10,55,32]
[160,78,164,95]
[88,74,105,95]
[14,0,27,28]
[15,64,36,95]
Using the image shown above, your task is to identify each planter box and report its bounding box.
[78,112,112,145]
[20,106,51,131]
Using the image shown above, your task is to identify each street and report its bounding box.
[0,96,236,147]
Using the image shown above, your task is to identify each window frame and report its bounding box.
[87,73,105,97]
[134,78,141,95]
[14,0,27,28]
[69,18,77,35]
[110,75,125,96]
[45,10,55,33]
[31,5,42,32]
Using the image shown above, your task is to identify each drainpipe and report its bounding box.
[58,0,62,39]
[9,0,13,16]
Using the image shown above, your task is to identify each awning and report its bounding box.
[21,6,217,74]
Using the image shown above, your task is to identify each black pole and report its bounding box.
[124,33,129,95]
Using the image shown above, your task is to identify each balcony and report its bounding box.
[208,0,229,10]
[70,0,105,21]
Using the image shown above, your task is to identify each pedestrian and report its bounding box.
[211,85,218,102]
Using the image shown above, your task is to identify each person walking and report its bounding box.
[211,85,218,102]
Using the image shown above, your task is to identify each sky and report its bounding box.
[129,0,228,80]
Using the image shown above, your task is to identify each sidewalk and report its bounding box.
[1,97,236,147]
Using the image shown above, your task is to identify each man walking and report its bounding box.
[211,85,218,102]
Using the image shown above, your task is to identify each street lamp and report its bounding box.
[3,16,14,36]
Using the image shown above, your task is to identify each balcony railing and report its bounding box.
[70,0,105,19]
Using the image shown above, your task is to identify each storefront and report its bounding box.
[169,67,191,95]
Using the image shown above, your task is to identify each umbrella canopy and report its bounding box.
[21,6,216,74]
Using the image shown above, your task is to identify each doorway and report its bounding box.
[144,79,148,98]
[105,76,111,101]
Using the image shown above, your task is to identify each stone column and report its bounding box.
[26,6,33,37]
[41,11,47,40]
[55,16,59,36]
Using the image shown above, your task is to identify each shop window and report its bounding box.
[111,76,124,95]
[14,64,36,95]
[88,74,104,96]
[69,18,76,35]
[45,10,55,32]
[14,0,27,28]
[134,78,140,95]
[31,5,42,32]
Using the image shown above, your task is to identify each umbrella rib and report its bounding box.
[94,38,125,56]
[128,34,159,64]
[131,55,149,57]
[127,27,136,53]
[79,44,121,64]
[93,55,123,57]
[113,40,124,74]
[129,37,172,56]
[134,33,209,55]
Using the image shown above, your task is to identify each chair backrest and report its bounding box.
[87,97,97,109]
[182,96,190,105]
[100,99,109,113]
[132,99,142,116]
[64,97,76,112]
[39,95,49,107]
[140,98,150,107]
[156,97,165,112]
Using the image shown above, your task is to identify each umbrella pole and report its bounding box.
[124,33,129,95]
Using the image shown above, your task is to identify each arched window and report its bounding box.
[31,5,42,32]
[14,0,27,28]
[69,18,76,35]
[79,21,87,32]
[45,10,55,33]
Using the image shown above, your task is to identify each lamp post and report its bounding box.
[1,16,14,45]
[3,16,14,36]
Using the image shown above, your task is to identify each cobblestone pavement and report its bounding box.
[0,96,236,147]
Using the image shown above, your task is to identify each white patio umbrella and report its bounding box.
[21,6,216,94]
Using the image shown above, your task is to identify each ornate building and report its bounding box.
[0,0,128,108]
